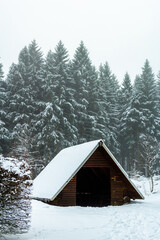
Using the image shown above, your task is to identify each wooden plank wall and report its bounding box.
[84,147,129,205]
[52,175,76,206]
[52,146,140,206]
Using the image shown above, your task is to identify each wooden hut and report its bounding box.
[33,140,144,206]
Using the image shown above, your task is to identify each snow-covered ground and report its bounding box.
[3,176,160,240]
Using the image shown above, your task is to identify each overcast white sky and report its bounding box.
[0,0,160,82]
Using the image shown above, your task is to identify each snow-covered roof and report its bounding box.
[32,139,144,200]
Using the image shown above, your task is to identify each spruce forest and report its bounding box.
[0,40,160,178]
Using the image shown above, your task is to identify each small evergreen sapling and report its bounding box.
[140,134,159,192]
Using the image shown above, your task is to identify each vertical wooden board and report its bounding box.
[84,147,112,167]
[52,175,76,206]
[110,165,128,204]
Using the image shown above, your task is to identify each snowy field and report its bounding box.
[3,177,160,240]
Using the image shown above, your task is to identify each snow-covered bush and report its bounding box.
[0,155,32,234]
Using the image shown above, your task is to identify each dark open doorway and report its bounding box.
[76,167,111,207]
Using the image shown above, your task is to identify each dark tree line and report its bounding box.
[0,40,160,177]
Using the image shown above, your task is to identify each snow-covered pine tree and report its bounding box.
[26,40,47,174]
[119,72,133,168]
[0,155,32,234]
[0,63,12,154]
[50,41,77,148]
[33,49,58,165]
[6,63,24,129]
[139,60,160,138]
[98,62,120,157]
[120,72,132,103]
[64,60,78,144]
[27,40,45,101]
[133,61,160,173]
[7,51,32,128]
[0,62,4,81]
[156,71,160,140]
[85,64,99,141]
[120,75,146,172]
[6,42,45,175]
[93,63,111,142]
[156,72,160,172]
[125,60,160,174]
[139,134,159,190]
[6,59,33,165]
[32,48,60,167]
[71,41,97,143]
[33,41,78,169]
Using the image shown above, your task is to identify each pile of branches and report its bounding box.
[0,155,32,234]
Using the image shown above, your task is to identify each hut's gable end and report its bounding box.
[51,146,142,206]
[84,147,138,205]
